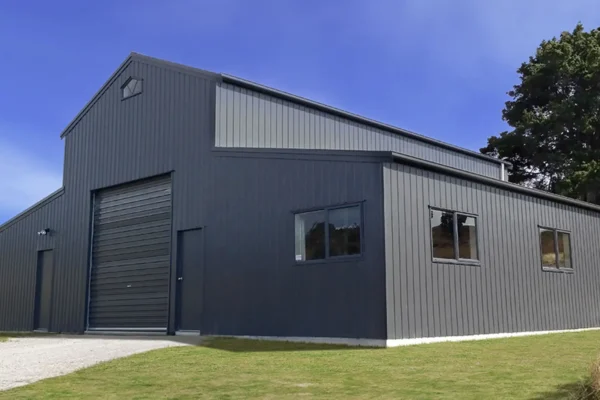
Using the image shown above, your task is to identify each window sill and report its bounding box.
[295,255,363,266]
[542,267,574,274]
[433,258,481,267]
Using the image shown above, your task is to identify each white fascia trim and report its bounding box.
[386,327,600,347]
[209,327,600,348]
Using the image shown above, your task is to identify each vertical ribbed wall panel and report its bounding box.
[2,56,389,339]
[201,156,387,339]
[57,60,215,333]
[215,83,502,179]
[383,163,600,339]
[1,58,216,333]
[0,191,65,331]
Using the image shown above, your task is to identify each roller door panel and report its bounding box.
[93,220,171,238]
[94,213,171,232]
[88,175,171,331]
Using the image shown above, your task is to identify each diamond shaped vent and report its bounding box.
[122,77,143,99]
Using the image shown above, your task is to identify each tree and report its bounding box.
[481,23,600,203]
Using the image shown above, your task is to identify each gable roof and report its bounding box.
[59,52,510,168]
[0,187,65,233]
[59,52,218,139]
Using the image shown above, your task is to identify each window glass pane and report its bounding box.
[123,85,132,98]
[127,79,137,91]
[557,232,571,268]
[294,211,326,261]
[328,206,361,257]
[540,228,556,266]
[458,215,478,260]
[133,79,142,94]
[431,209,455,259]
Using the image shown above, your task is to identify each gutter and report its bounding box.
[391,152,600,213]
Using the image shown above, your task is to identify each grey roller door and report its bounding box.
[88,175,172,331]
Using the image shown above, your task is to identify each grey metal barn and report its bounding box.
[1,53,599,346]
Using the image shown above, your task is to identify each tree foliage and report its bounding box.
[481,23,600,203]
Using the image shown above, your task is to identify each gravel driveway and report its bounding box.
[0,336,190,391]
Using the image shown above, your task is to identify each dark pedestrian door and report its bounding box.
[176,228,204,332]
[34,250,54,331]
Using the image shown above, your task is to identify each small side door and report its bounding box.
[176,228,205,333]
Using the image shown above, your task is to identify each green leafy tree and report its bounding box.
[481,23,600,203]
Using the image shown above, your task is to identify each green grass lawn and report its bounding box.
[2,331,600,399]
[0,332,53,342]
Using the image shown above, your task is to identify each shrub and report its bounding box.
[574,356,600,400]
[590,356,600,398]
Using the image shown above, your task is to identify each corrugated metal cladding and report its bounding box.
[0,56,215,333]
[12,52,600,343]
[383,162,600,340]
[89,175,172,331]
[0,54,387,339]
[0,191,65,331]
[62,57,214,334]
[202,154,387,339]
[57,58,214,333]
[215,82,502,180]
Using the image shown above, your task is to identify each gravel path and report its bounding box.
[0,336,190,391]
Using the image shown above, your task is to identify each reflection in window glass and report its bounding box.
[458,216,478,260]
[329,206,361,257]
[431,209,455,259]
[540,228,556,266]
[132,79,142,95]
[557,231,572,268]
[295,211,326,261]
[123,85,132,98]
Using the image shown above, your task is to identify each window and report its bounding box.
[295,204,362,262]
[430,208,478,263]
[122,77,143,99]
[539,228,572,271]
[295,210,326,261]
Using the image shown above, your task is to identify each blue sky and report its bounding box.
[1,0,599,223]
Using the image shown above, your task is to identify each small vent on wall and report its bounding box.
[121,77,143,99]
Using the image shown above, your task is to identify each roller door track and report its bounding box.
[87,175,172,332]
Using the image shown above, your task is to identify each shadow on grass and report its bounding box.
[0,332,203,346]
[200,337,381,352]
[0,333,378,351]
[530,381,598,400]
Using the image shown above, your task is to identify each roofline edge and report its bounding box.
[60,54,135,138]
[221,73,512,167]
[0,187,66,233]
[390,152,600,213]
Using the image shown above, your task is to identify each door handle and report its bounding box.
[177,277,183,281]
